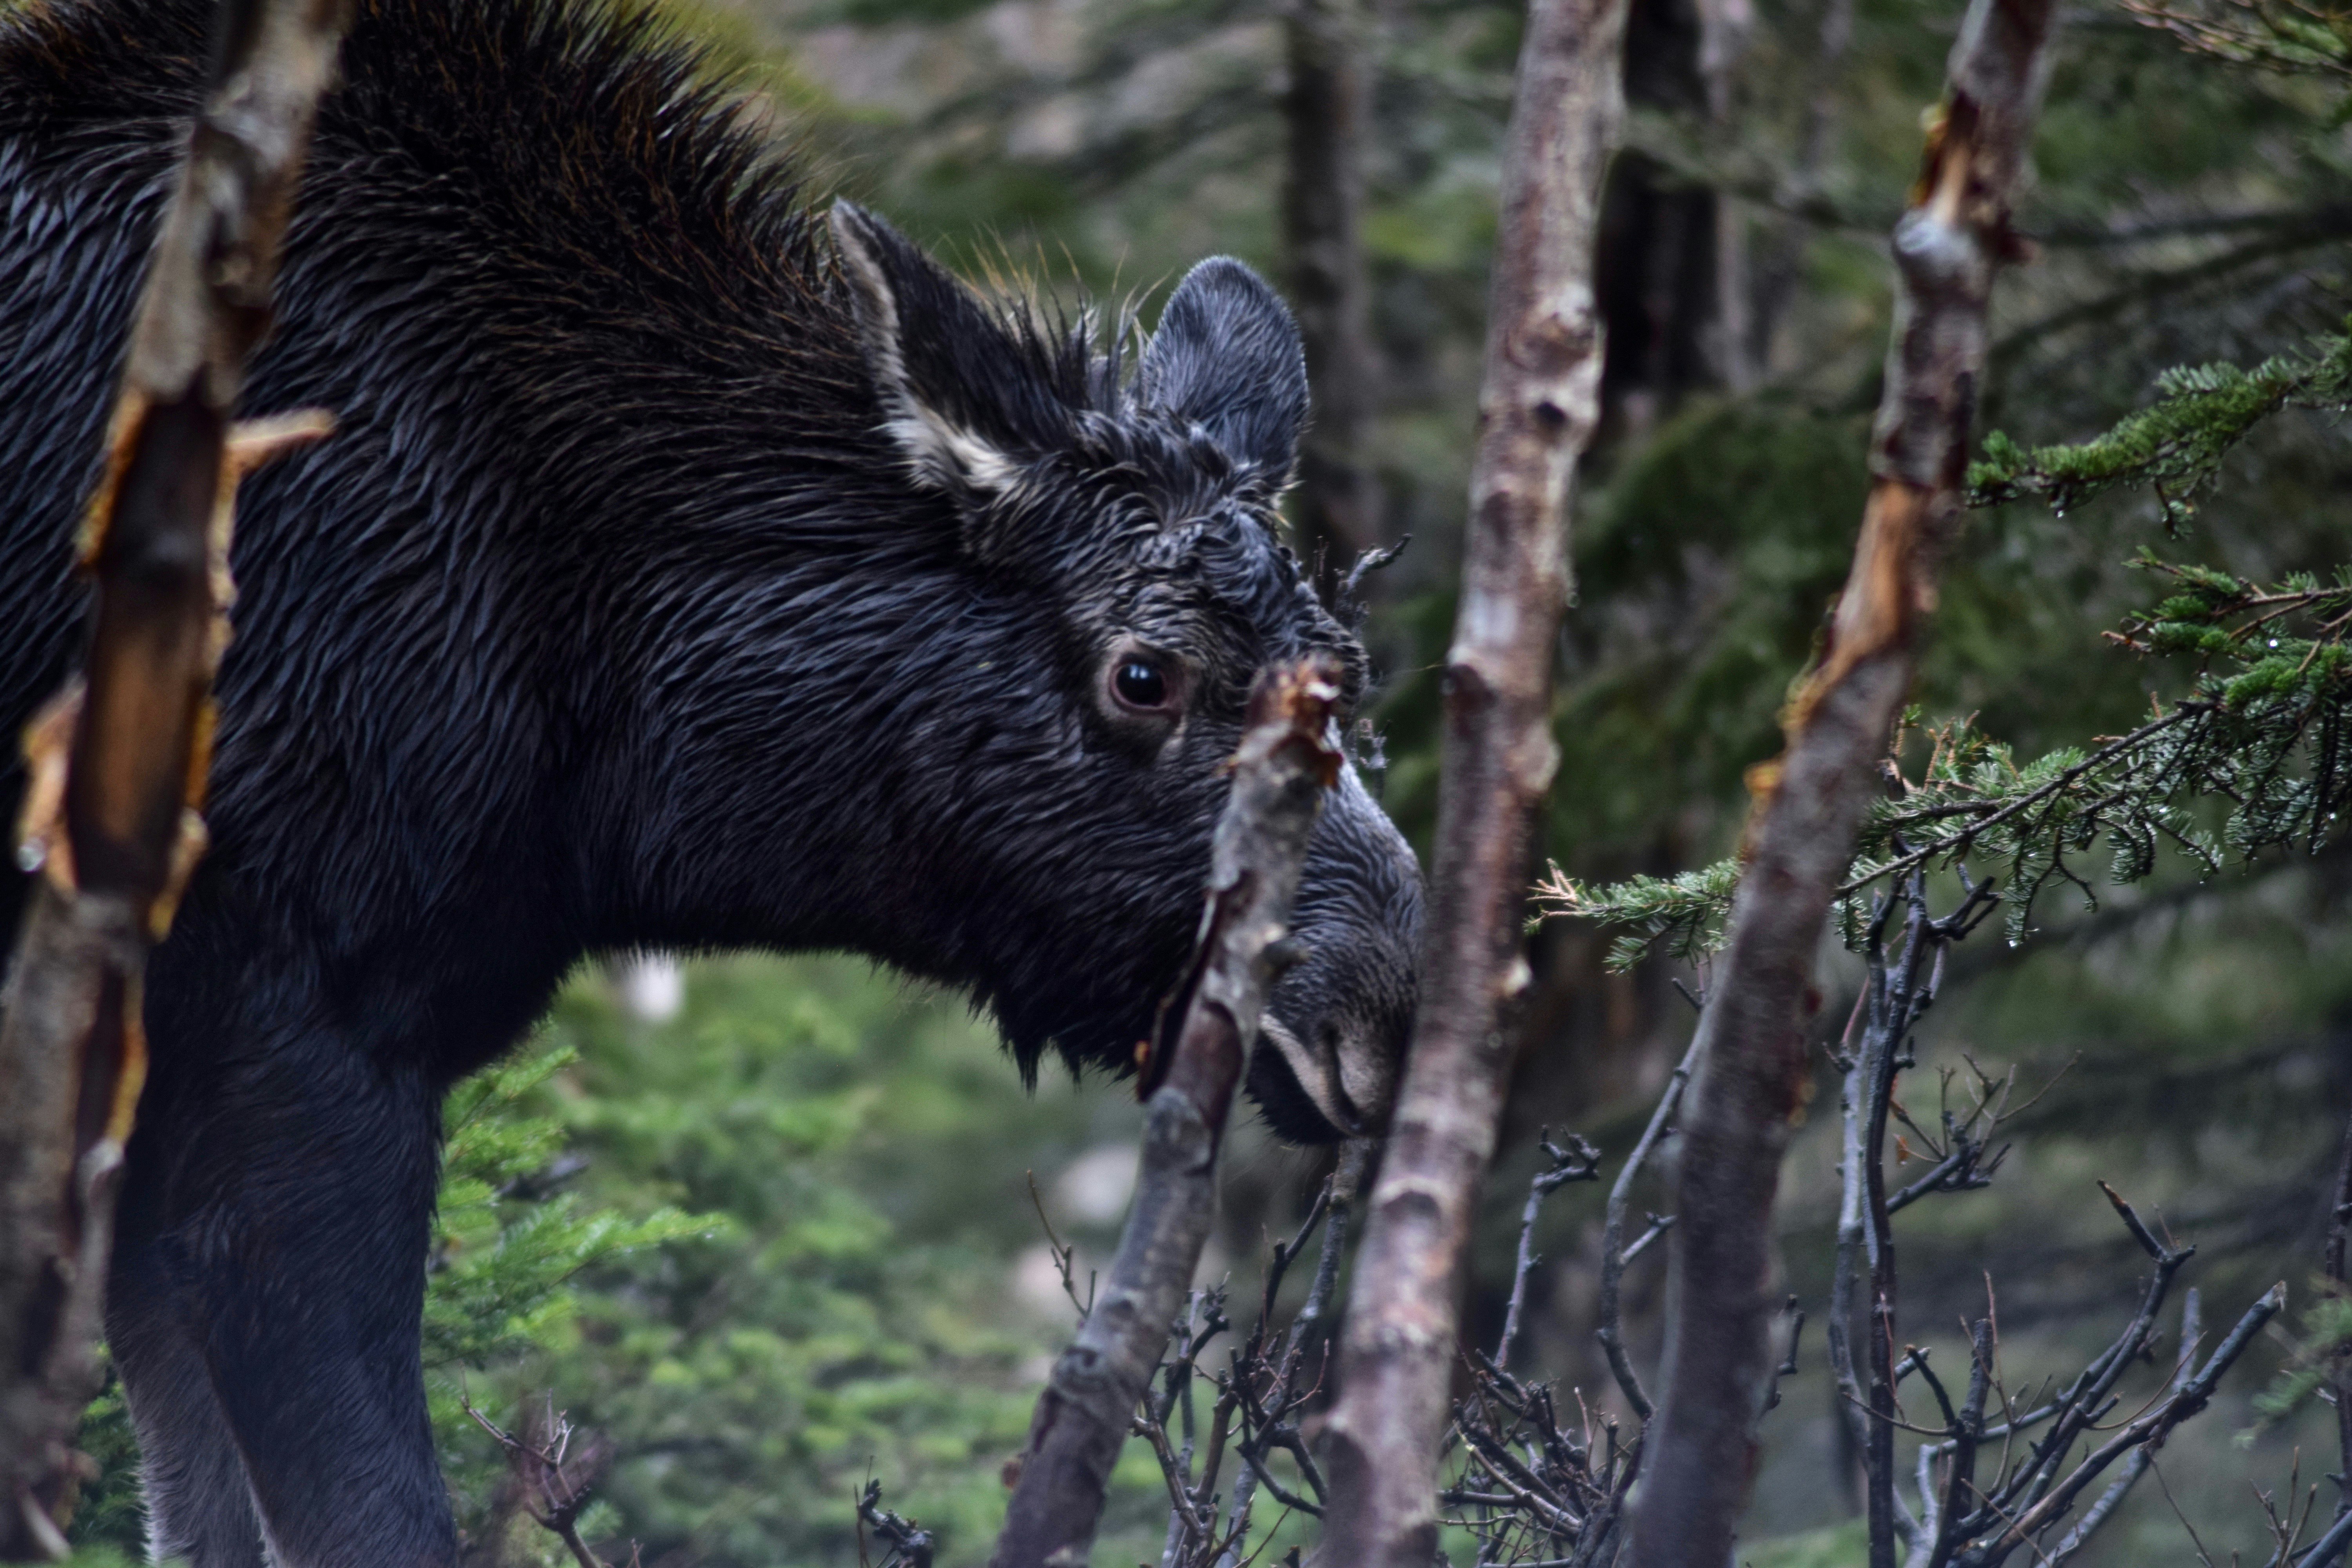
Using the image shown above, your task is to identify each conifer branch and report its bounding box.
[2119,0,2352,81]
[1968,322,2352,528]
[1541,550,2352,969]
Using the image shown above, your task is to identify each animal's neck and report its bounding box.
[566,528,1040,994]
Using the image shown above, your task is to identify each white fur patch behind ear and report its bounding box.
[882,411,1021,495]
[830,201,1020,496]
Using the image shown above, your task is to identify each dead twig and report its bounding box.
[465,1394,619,1568]
[856,1479,935,1568]
[1495,1131,1603,1374]
[1597,1037,1700,1423]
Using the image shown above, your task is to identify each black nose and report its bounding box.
[1250,766,1421,1143]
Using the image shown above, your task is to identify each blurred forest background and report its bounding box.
[57,0,2352,1559]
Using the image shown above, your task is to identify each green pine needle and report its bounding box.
[1966,322,2352,528]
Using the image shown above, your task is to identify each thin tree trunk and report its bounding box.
[1311,0,1628,1559]
[1698,0,1755,392]
[1626,2,2059,1563]
[1596,0,1739,437]
[989,660,1343,1568]
[1283,0,1382,589]
[2323,1111,2352,1565]
[1747,0,1855,373]
[0,0,344,1552]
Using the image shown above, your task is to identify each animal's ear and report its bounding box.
[1138,257,1308,484]
[831,200,1067,495]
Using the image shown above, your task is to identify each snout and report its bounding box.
[1253,764,1422,1143]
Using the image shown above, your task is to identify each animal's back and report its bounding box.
[0,0,874,966]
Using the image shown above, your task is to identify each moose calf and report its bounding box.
[0,0,1423,1561]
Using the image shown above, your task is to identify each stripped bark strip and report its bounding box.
[1314,0,1627,1557]
[1627,3,2058,1564]
[0,0,343,1553]
[988,658,1342,1568]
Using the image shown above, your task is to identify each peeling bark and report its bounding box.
[988,660,1342,1568]
[0,0,344,1553]
[1312,0,1628,1559]
[1626,3,2059,1563]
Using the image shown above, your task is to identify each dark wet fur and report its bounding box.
[0,0,1419,1561]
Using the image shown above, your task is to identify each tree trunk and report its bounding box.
[1625,2,2060,1561]
[1283,0,1383,593]
[2323,1111,2352,1564]
[0,0,344,1552]
[1311,0,1628,1559]
[1594,0,1751,440]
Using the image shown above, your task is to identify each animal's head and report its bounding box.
[825,201,1421,1140]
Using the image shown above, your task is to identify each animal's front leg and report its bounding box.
[107,1236,267,1568]
[166,1047,454,1568]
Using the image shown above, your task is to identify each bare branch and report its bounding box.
[1597,1037,1701,1422]
[1630,0,2061,1556]
[857,1479,936,1568]
[0,0,347,1550]
[1314,0,1626,1554]
[1217,1143,1368,1564]
[1757,1298,1808,1424]
[466,1395,617,1568]
[1496,1131,1604,1373]
[989,660,1342,1568]
[2045,1290,2199,1566]
[1964,1283,2285,1562]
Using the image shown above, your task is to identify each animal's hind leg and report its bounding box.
[106,1246,265,1568]
[164,1049,455,1568]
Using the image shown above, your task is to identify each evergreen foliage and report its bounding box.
[1968,323,2352,528]
[1548,334,2352,969]
[71,958,1137,1565]
[424,1042,717,1537]
[2120,0,2352,82]
[484,961,1069,1564]
[2246,1280,2352,1437]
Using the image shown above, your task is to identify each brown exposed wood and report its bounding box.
[1625,2,2058,1563]
[987,659,1342,1568]
[1311,0,1628,1559]
[0,0,345,1553]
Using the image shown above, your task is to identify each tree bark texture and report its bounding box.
[0,0,344,1553]
[989,660,1343,1568]
[1283,0,1383,588]
[2324,1112,2352,1565]
[1626,4,2058,1563]
[1312,0,1627,1560]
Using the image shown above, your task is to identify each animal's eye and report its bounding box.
[1113,660,1171,710]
